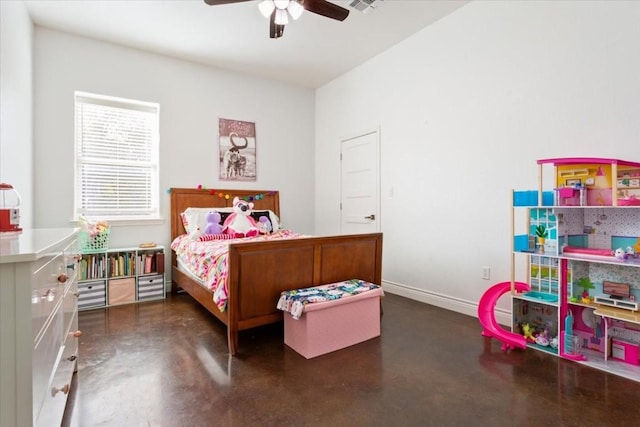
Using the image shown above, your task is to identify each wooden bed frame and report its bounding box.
[170,188,383,355]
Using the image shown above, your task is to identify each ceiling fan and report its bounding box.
[203,0,350,39]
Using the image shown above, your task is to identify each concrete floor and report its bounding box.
[64,292,640,426]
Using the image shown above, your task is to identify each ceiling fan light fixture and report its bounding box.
[273,0,290,10]
[287,1,304,20]
[274,8,289,25]
[258,0,275,18]
[204,0,350,39]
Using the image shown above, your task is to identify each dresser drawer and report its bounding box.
[31,240,77,342]
[78,280,107,310]
[32,271,76,342]
[138,274,164,301]
[35,325,78,427]
[30,251,59,279]
[63,280,78,334]
[32,247,75,340]
[32,303,64,419]
[31,239,77,294]
[31,283,64,343]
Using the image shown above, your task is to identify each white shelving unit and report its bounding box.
[77,245,165,310]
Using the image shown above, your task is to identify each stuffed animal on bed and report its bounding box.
[257,216,272,234]
[202,211,223,235]
[189,225,204,241]
[222,197,260,237]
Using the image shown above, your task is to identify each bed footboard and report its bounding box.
[225,232,383,354]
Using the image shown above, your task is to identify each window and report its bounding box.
[74,92,160,222]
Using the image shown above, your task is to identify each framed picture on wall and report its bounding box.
[219,118,257,181]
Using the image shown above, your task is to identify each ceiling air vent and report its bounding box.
[349,0,384,14]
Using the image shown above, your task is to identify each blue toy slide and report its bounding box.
[478,281,531,351]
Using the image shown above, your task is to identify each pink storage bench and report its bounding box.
[277,280,383,359]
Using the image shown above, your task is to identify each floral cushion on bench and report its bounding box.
[277,279,381,320]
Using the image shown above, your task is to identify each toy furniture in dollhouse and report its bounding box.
[542,157,640,207]
[594,297,638,311]
[617,167,640,205]
[507,157,640,382]
[611,338,640,366]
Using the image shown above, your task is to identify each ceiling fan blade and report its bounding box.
[203,0,252,5]
[269,12,285,39]
[301,0,349,21]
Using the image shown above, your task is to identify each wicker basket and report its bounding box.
[79,228,110,254]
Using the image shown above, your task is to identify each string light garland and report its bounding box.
[167,186,276,202]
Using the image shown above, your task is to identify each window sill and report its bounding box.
[70,217,165,227]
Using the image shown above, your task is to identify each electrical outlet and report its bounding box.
[482,266,490,280]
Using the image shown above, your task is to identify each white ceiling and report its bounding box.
[24,0,469,88]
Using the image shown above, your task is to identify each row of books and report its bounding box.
[79,254,106,280]
[133,252,165,276]
[78,251,164,281]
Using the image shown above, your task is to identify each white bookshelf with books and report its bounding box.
[78,246,165,310]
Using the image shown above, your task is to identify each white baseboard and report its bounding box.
[382,280,512,327]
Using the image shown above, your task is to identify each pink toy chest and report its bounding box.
[284,287,383,359]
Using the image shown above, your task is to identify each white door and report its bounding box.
[340,129,380,234]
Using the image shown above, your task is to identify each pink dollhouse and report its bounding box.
[481,156,640,382]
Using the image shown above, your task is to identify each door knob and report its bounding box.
[364,214,375,220]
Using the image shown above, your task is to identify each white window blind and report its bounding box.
[74,92,160,221]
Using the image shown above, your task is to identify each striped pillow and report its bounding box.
[198,234,238,241]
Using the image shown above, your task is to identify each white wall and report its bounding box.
[32,28,316,251]
[11,1,640,321]
[0,1,34,228]
[315,1,640,320]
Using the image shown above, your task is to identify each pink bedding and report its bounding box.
[171,230,306,311]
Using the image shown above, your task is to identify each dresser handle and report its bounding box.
[43,288,56,302]
[51,384,70,397]
[32,289,58,303]
[70,330,83,338]
[67,354,77,362]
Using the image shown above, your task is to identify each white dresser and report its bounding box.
[0,228,80,427]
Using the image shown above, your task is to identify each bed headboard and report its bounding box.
[170,188,280,241]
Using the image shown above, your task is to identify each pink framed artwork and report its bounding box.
[219,118,257,181]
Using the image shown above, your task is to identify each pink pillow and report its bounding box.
[180,212,190,230]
